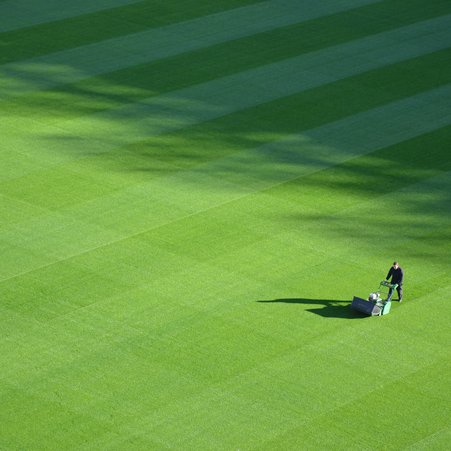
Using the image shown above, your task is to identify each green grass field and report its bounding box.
[1,0,451,449]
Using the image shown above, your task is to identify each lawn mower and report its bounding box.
[351,280,398,316]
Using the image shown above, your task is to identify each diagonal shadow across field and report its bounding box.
[257,298,367,319]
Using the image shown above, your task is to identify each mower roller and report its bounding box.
[351,280,398,316]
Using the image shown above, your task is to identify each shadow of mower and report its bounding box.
[257,298,367,319]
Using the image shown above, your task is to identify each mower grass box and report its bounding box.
[351,281,396,316]
[351,296,391,316]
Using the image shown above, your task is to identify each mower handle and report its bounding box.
[380,280,398,289]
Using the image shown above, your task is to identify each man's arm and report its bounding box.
[386,267,393,280]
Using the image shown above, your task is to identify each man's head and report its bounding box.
[393,261,399,269]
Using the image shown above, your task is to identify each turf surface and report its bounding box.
[1,0,450,449]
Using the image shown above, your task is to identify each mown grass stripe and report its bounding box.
[0,0,265,64]
[0,0,144,32]
[179,46,451,160]
[58,13,451,136]
[1,86,449,282]
[57,86,451,225]
[2,47,448,227]
[1,17,450,185]
[4,14,448,165]
[0,0,382,100]
[5,0,450,123]
[189,84,451,189]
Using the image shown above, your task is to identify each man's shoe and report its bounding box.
[399,298,403,303]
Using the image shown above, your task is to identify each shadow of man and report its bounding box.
[257,298,366,319]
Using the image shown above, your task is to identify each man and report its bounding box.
[386,261,404,302]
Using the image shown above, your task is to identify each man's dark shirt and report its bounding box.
[386,266,404,284]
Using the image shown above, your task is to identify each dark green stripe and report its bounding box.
[267,124,451,205]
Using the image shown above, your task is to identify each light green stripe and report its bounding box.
[2,13,449,182]
[0,0,382,100]
[0,0,145,32]
[1,86,450,281]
